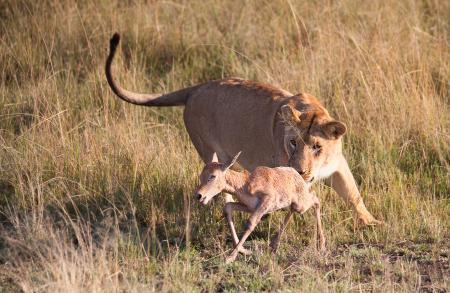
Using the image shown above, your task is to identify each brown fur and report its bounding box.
[194,154,325,263]
[105,33,380,226]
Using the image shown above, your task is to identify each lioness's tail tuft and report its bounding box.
[110,33,120,53]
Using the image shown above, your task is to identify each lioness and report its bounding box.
[105,33,380,226]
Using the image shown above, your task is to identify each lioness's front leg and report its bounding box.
[326,156,381,226]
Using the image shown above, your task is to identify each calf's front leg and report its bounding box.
[225,204,268,264]
[223,202,252,255]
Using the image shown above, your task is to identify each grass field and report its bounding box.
[0,0,449,291]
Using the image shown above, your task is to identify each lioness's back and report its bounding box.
[184,78,293,168]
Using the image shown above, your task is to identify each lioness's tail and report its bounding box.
[105,33,198,106]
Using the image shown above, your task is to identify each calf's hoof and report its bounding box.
[239,247,252,255]
[225,253,238,264]
[318,244,326,254]
[269,239,280,253]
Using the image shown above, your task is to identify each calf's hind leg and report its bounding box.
[270,210,294,252]
[313,197,326,252]
[291,192,326,252]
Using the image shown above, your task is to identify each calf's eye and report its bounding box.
[289,139,297,148]
[208,175,216,181]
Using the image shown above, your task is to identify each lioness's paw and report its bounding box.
[357,214,383,226]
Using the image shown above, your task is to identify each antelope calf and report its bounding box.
[194,152,326,263]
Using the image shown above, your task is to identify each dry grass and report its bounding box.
[0,0,449,291]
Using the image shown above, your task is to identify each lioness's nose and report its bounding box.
[196,193,202,200]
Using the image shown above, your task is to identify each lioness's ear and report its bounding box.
[280,104,301,124]
[224,151,241,170]
[321,120,347,139]
[211,152,219,163]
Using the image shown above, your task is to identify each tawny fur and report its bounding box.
[106,33,380,226]
[195,153,326,263]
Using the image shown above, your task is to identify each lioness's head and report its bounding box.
[280,95,346,183]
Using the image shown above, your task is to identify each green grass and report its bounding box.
[0,0,449,291]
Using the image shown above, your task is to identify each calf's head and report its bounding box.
[195,152,241,205]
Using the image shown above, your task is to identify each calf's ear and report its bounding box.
[224,151,242,171]
[211,152,219,163]
[321,120,347,139]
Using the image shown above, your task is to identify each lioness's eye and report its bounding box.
[208,175,216,181]
[289,139,297,148]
